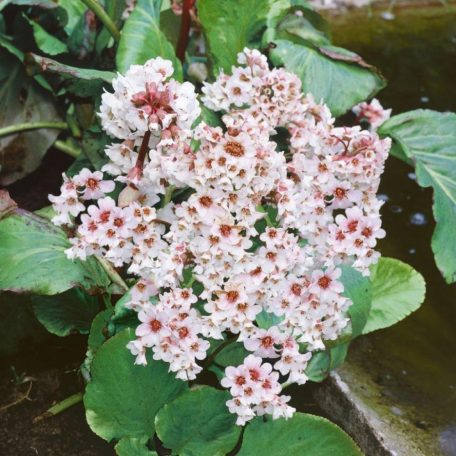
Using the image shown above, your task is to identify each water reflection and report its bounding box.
[328,3,456,454]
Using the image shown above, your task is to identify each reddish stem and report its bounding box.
[176,0,194,63]
[129,130,151,180]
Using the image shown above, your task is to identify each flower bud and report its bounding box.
[118,184,140,208]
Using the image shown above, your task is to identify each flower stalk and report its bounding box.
[176,0,195,63]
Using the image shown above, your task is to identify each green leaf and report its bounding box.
[81,127,110,169]
[198,0,274,73]
[256,310,284,329]
[362,257,425,335]
[0,59,60,184]
[305,344,349,382]
[24,53,114,82]
[340,265,371,338]
[57,0,87,35]
[237,413,362,456]
[155,386,241,456]
[67,8,96,59]
[88,308,113,352]
[25,15,68,55]
[305,350,330,382]
[115,437,158,456]
[84,328,187,441]
[109,288,139,333]
[25,53,115,97]
[32,288,100,336]
[81,308,113,383]
[269,40,385,116]
[379,109,456,283]
[200,105,222,127]
[34,205,55,220]
[4,0,58,8]
[116,0,182,79]
[96,0,127,53]
[0,33,52,91]
[0,210,110,295]
[263,4,331,46]
[214,341,248,367]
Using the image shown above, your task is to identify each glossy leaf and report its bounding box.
[116,0,182,79]
[88,309,113,352]
[263,3,331,46]
[24,53,114,81]
[237,413,362,455]
[340,265,372,337]
[155,386,241,456]
[25,16,68,55]
[84,328,187,441]
[305,344,349,382]
[67,8,97,59]
[0,59,60,184]
[256,309,284,329]
[57,0,87,34]
[214,341,248,367]
[96,0,127,53]
[32,288,100,336]
[305,350,330,382]
[115,437,157,456]
[269,40,385,116]
[109,288,139,334]
[363,257,425,334]
[379,109,456,283]
[25,53,115,96]
[0,210,111,295]
[198,0,274,73]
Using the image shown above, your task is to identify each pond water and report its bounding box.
[327,3,456,454]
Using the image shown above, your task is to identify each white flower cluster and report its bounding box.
[49,50,390,425]
[352,98,392,131]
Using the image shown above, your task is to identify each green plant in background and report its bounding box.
[0,0,451,455]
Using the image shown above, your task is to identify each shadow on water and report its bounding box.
[327,3,456,454]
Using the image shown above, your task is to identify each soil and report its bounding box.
[0,336,114,456]
[1,151,115,455]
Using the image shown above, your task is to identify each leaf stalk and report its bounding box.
[81,0,121,42]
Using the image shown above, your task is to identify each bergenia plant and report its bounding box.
[51,49,390,425]
[2,0,445,454]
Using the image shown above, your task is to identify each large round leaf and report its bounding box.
[340,265,372,337]
[115,437,158,456]
[116,0,182,79]
[32,288,100,336]
[155,386,241,456]
[270,40,385,117]
[0,210,110,295]
[198,0,275,73]
[84,328,187,442]
[0,55,61,185]
[362,257,426,334]
[379,110,456,283]
[237,413,362,455]
[88,309,113,352]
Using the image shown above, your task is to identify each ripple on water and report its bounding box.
[410,212,428,226]
[390,205,403,214]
